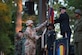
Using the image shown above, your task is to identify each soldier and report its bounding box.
[15,31,23,55]
[54,7,71,55]
[24,20,47,55]
[46,23,56,55]
[54,7,71,44]
[73,9,82,55]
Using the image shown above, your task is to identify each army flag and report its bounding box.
[48,7,54,24]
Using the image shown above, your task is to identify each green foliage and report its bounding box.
[53,3,62,11]
[0,2,14,55]
[0,33,11,55]
[68,0,82,10]
[0,3,11,32]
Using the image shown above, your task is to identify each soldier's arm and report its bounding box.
[54,14,67,23]
[35,20,47,31]
[77,21,82,32]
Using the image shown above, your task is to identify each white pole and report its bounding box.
[41,28,47,48]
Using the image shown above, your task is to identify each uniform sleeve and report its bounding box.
[54,14,67,23]
[77,21,82,32]
[35,20,47,31]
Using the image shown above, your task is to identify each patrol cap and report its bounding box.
[60,7,66,9]
[75,9,82,15]
[59,7,66,11]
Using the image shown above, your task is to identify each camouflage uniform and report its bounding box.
[24,21,47,55]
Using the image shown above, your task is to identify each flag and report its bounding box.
[48,7,54,24]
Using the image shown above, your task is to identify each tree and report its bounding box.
[0,2,12,55]
[68,0,82,10]
[0,3,11,32]
[15,0,22,33]
[0,33,11,55]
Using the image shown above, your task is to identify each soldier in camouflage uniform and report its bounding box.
[24,20,47,55]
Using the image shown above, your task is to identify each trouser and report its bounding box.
[48,46,53,55]
[62,31,71,44]
[74,42,82,55]
[62,31,71,55]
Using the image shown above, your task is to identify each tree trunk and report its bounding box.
[15,0,22,33]
[38,0,46,23]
